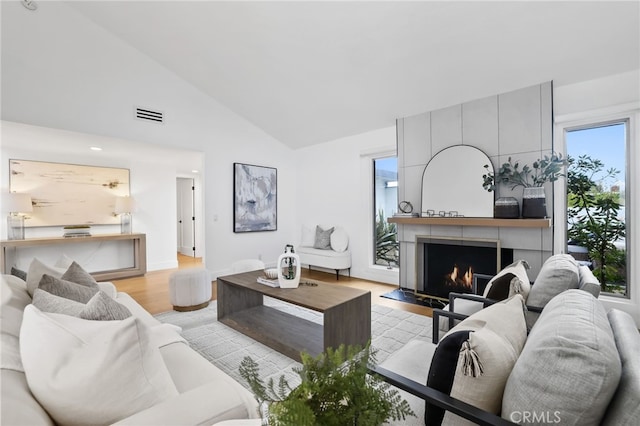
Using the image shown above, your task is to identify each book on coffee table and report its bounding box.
[257,277,280,288]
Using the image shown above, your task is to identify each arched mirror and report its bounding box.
[421,145,494,218]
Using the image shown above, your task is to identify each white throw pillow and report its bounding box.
[427,295,528,424]
[25,258,66,297]
[300,225,315,247]
[330,227,349,252]
[20,305,179,426]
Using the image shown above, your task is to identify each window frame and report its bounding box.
[563,119,629,297]
[372,155,399,269]
[554,106,639,318]
[359,148,400,283]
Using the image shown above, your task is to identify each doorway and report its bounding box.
[176,177,196,257]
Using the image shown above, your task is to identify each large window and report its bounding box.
[565,121,628,296]
[373,156,398,268]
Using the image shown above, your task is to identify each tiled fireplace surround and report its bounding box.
[396,82,554,292]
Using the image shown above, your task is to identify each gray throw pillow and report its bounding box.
[528,254,579,308]
[502,290,621,426]
[26,258,66,297]
[32,288,84,316]
[61,262,99,289]
[80,292,132,321]
[526,254,579,329]
[38,274,99,303]
[578,265,601,298]
[313,226,334,250]
[32,288,132,321]
[601,309,640,425]
[11,266,27,281]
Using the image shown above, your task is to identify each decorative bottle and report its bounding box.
[277,244,301,288]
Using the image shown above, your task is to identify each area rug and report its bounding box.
[155,297,432,425]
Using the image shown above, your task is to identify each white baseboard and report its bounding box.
[147,260,179,272]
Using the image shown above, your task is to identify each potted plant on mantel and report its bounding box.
[239,342,415,425]
[482,152,568,218]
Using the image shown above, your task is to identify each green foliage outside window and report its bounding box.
[567,155,626,293]
[375,209,399,267]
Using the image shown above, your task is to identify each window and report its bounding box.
[565,121,628,296]
[373,156,398,268]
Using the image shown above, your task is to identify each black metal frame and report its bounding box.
[369,365,516,425]
[369,291,547,425]
[432,293,492,344]
[431,292,545,344]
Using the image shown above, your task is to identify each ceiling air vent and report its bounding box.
[135,107,164,124]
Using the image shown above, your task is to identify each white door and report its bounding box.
[176,178,195,257]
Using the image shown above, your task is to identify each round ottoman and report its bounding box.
[169,268,212,311]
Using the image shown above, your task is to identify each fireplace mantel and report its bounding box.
[388,216,551,228]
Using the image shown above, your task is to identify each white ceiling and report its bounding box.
[40,1,640,149]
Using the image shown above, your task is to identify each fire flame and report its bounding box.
[464,266,473,287]
[447,265,473,289]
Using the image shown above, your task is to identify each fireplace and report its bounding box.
[415,236,513,301]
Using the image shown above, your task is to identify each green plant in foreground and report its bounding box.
[239,342,415,426]
[483,152,568,192]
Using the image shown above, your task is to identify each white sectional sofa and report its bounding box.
[297,225,351,280]
[1,269,258,425]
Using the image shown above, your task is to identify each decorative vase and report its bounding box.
[278,244,301,288]
[522,187,547,218]
[494,197,520,219]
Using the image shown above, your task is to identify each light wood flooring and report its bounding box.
[112,254,433,317]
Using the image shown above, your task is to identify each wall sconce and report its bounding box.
[5,193,33,240]
[114,196,135,234]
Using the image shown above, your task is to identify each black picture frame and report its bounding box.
[233,163,277,232]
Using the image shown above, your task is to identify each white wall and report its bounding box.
[1,1,297,277]
[294,126,399,284]
[1,122,184,272]
[554,69,640,118]
[554,69,640,324]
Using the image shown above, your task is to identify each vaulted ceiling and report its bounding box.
[11,1,640,149]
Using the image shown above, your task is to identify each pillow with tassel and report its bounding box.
[425,294,527,425]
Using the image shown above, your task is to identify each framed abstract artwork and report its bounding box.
[9,159,130,227]
[233,163,277,232]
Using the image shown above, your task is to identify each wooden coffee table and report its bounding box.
[217,270,371,362]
